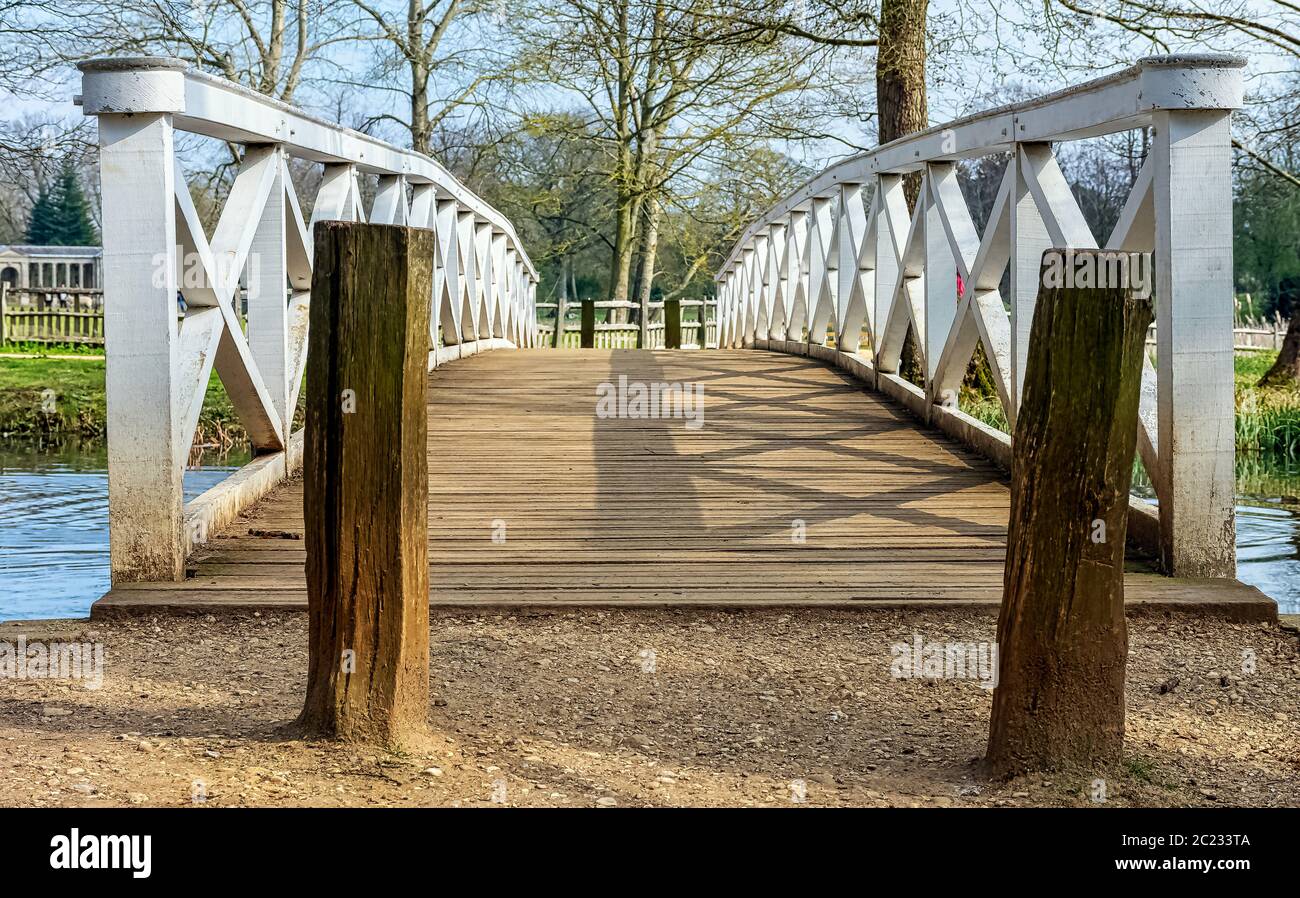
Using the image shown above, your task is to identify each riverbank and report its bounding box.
[0,347,246,446]
[0,609,1296,808]
[3,344,1298,454]
[1234,351,1300,455]
[962,349,1300,456]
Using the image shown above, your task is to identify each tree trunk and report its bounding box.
[636,195,661,348]
[297,221,433,751]
[555,254,569,349]
[1258,314,1300,387]
[877,0,928,203]
[985,249,1153,778]
[409,56,431,155]
[877,0,928,382]
[608,192,639,318]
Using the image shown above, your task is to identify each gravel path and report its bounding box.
[0,610,1296,807]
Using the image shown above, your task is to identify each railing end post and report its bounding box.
[78,57,189,118]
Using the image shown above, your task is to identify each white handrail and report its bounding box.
[80,57,540,583]
[715,54,1246,579]
[79,57,537,279]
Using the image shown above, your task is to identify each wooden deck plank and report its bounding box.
[95,349,1276,620]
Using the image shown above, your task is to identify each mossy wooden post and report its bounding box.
[664,298,682,349]
[985,248,1153,778]
[297,221,433,750]
[580,299,595,348]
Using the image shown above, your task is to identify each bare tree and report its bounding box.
[347,0,507,154]
[10,1,359,103]
[519,0,848,318]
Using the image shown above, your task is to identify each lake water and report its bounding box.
[1,442,1297,620]
[0,442,249,622]
[1223,456,1300,615]
[1131,455,1300,615]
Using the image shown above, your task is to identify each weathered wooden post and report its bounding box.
[580,298,595,348]
[553,292,565,348]
[985,248,1153,778]
[664,298,681,349]
[296,221,433,750]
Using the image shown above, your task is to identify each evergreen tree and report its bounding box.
[24,182,59,245]
[52,162,98,246]
[23,161,99,246]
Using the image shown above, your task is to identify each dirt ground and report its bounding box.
[0,609,1296,808]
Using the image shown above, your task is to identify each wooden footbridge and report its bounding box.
[80,55,1275,620]
[97,348,1269,617]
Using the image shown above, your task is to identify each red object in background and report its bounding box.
[956,272,965,299]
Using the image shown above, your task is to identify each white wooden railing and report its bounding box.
[79,57,539,584]
[716,54,1245,579]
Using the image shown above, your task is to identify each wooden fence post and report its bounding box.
[580,299,595,348]
[296,221,433,750]
[665,298,681,349]
[985,248,1153,778]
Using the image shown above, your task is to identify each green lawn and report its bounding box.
[0,340,105,356]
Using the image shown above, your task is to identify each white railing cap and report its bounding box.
[79,56,191,72]
[78,56,189,114]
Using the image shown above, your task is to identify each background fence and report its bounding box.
[0,285,105,345]
[536,299,718,349]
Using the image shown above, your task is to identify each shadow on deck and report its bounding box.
[94,349,1276,621]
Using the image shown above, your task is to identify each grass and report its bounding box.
[957,350,1300,457]
[0,340,105,357]
[0,356,244,444]
[0,357,108,439]
[959,389,1010,433]
[1232,351,1300,456]
[1123,755,1156,783]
